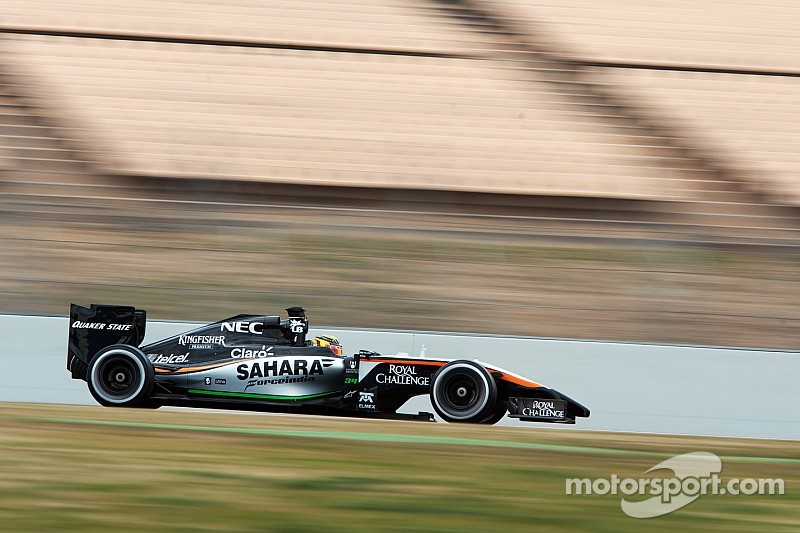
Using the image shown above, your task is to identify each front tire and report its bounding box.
[480,401,508,425]
[87,345,154,407]
[430,360,498,423]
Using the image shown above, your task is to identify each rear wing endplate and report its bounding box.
[67,303,146,379]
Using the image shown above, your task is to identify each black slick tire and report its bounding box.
[87,345,154,407]
[430,360,498,423]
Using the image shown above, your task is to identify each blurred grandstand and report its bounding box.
[1,0,799,348]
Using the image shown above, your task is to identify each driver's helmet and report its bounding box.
[313,335,342,356]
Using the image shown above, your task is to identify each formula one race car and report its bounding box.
[67,304,590,425]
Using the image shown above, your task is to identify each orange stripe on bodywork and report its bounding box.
[154,360,239,374]
[361,357,448,367]
[363,357,543,388]
[154,356,542,388]
[494,373,543,388]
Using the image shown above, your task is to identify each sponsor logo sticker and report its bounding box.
[179,335,226,348]
[375,364,430,386]
[523,400,565,419]
[245,376,317,391]
[230,346,274,359]
[221,321,263,335]
[358,391,377,410]
[509,398,566,419]
[236,359,333,380]
[148,353,189,364]
[72,321,132,331]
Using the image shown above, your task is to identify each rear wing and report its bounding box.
[67,303,146,380]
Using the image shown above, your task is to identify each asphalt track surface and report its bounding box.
[2,314,798,439]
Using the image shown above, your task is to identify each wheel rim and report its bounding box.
[99,358,138,396]
[443,375,479,410]
[90,349,146,404]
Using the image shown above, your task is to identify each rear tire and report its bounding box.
[430,360,498,423]
[87,345,154,407]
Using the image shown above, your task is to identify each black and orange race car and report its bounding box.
[67,303,590,425]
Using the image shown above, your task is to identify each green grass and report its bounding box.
[0,404,797,531]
